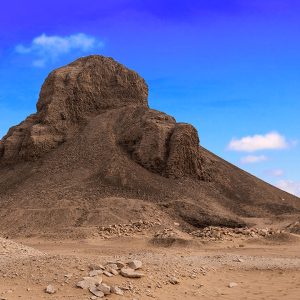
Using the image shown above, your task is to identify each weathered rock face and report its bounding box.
[37,55,149,130]
[0,56,148,162]
[116,107,208,180]
[0,55,206,180]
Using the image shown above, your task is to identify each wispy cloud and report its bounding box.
[15,33,104,67]
[228,131,290,152]
[266,168,284,177]
[276,180,300,197]
[240,155,268,164]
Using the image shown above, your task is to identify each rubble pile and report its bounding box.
[190,226,284,241]
[75,259,144,298]
[97,220,160,239]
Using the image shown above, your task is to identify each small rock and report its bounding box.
[115,261,126,269]
[169,277,180,285]
[89,264,105,270]
[89,270,103,277]
[111,285,124,296]
[228,282,238,288]
[45,285,56,294]
[76,276,102,289]
[97,283,111,295]
[89,286,104,298]
[120,268,144,278]
[103,271,113,277]
[127,260,142,270]
[110,268,119,276]
[106,263,118,270]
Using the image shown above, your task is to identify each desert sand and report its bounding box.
[1,227,300,300]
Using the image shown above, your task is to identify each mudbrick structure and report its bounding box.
[0,55,299,237]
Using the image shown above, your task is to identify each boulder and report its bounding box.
[120,268,144,278]
[76,276,102,289]
[127,259,142,270]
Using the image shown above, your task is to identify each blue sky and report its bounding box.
[0,0,299,196]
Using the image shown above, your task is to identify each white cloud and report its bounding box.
[15,33,104,67]
[276,180,300,197]
[267,168,284,177]
[228,131,289,152]
[240,155,268,164]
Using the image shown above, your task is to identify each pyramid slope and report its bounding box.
[0,56,298,237]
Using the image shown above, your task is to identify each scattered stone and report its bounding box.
[120,268,144,278]
[98,221,158,239]
[76,276,102,289]
[97,283,111,295]
[106,263,118,270]
[89,270,103,277]
[190,226,279,242]
[45,285,56,294]
[103,271,113,277]
[127,260,142,270]
[169,277,180,285]
[108,268,119,276]
[89,264,105,270]
[228,282,238,288]
[89,286,104,298]
[115,261,126,269]
[111,286,124,296]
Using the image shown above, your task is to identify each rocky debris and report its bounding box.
[45,284,56,294]
[111,285,124,296]
[105,263,118,270]
[286,221,300,234]
[97,283,111,295]
[127,259,142,270]
[103,270,113,277]
[98,220,159,239]
[228,282,238,288]
[0,237,44,258]
[89,287,105,298]
[89,264,105,271]
[168,277,180,285]
[153,228,177,239]
[190,226,284,241]
[108,268,119,276]
[120,268,145,278]
[89,270,103,277]
[76,259,145,298]
[115,261,126,269]
[76,276,103,289]
[233,258,245,263]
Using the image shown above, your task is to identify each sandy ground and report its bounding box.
[1,232,300,300]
